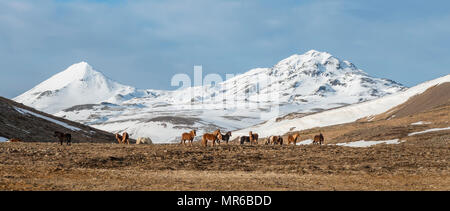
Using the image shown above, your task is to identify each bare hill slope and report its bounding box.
[0,96,117,143]
[365,82,450,121]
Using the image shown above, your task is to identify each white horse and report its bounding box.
[136,137,153,144]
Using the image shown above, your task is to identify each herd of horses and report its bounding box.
[50,129,324,147]
[181,129,325,147]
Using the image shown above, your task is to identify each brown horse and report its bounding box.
[287,133,300,145]
[249,131,259,145]
[115,132,130,144]
[313,133,324,145]
[181,130,196,145]
[212,129,221,144]
[268,135,283,145]
[54,131,71,145]
[202,132,221,147]
[8,138,22,143]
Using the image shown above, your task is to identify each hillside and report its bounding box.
[0,96,117,143]
[281,97,449,147]
[363,82,450,121]
[234,74,450,139]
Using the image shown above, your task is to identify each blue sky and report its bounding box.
[1,0,450,98]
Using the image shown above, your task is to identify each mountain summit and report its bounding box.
[14,61,138,113]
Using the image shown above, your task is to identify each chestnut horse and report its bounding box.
[212,129,221,144]
[202,131,221,147]
[313,133,324,145]
[249,131,259,145]
[115,132,130,144]
[54,131,71,145]
[181,130,196,145]
[287,133,300,145]
[8,138,22,143]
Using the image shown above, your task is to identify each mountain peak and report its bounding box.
[305,49,328,55]
[274,50,345,73]
[69,61,91,69]
[62,61,96,79]
[13,62,137,113]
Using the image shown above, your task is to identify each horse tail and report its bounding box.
[201,135,207,147]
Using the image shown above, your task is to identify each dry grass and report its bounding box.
[0,140,448,191]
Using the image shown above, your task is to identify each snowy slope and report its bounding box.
[14,107,82,131]
[234,74,450,138]
[15,50,407,143]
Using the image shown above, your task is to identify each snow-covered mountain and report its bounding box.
[14,50,407,143]
[14,62,147,113]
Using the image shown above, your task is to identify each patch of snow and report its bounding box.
[335,139,403,147]
[14,107,82,131]
[408,127,450,136]
[411,121,431,125]
[296,139,313,145]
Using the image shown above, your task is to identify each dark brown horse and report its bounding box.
[218,131,232,144]
[115,132,130,144]
[115,133,123,144]
[181,130,196,145]
[313,133,324,145]
[54,131,71,145]
[240,136,250,145]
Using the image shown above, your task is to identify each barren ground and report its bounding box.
[1,136,449,190]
